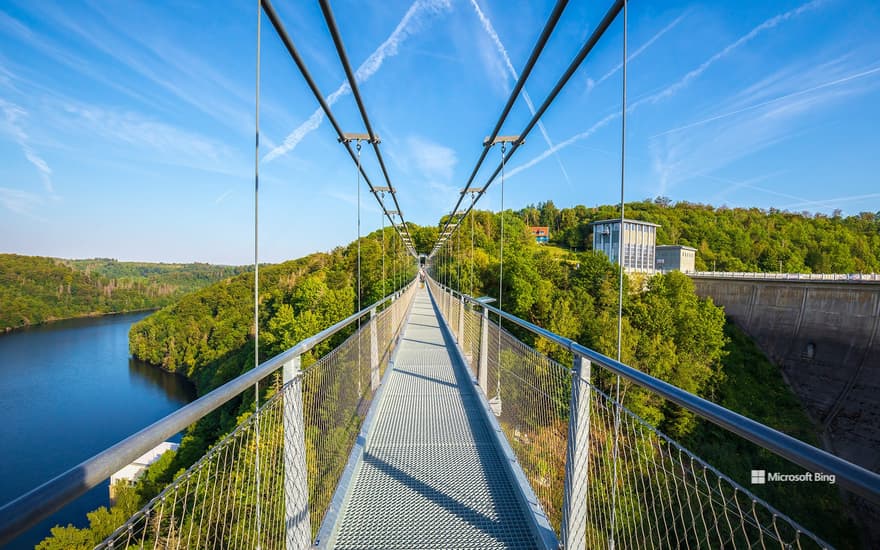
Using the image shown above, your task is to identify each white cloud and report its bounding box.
[407,136,457,181]
[653,64,880,138]
[508,0,827,179]
[0,11,170,112]
[214,188,234,205]
[468,0,571,185]
[508,112,618,178]
[781,193,880,210]
[649,54,880,197]
[589,13,686,91]
[263,0,452,163]
[31,4,254,131]
[0,186,44,218]
[324,189,381,215]
[0,99,54,194]
[642,0,826,107]
[57,101,240,175]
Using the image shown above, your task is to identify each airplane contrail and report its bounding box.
[468,0,572,186]
[264,0,452,163]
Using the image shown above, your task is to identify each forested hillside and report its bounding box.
[129,227,416,392]
[38,201,867,547]
[433,210,727,437]
[0,254,246,331]
[434,208,859,547]
[66,258,246,294]
[38,228,416,548]
[521,199,880,273]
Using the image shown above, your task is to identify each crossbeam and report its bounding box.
[483,135,522,146]
[338,132,380,144]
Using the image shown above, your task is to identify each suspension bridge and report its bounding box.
[2,0,880,548]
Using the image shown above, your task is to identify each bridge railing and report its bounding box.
[427,277,880,549]
[0,279,418,548]
[691,271,880,282]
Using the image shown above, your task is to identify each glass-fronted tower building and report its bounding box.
[590,218,659,273]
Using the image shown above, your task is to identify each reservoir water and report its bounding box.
[0,312,196,549]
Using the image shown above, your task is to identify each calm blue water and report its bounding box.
[0,312,196,549]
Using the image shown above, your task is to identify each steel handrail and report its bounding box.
[0,279,417,546]
[430,277,880,504]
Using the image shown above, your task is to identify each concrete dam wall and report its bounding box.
[691,276,880,475]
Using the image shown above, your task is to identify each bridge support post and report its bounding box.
[478,306,489,395]
[283,355,311,549]
[458,295,465,342]
[562,353,590,550]
[370,308,380,391]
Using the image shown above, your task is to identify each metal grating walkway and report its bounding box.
[330,288,539,549]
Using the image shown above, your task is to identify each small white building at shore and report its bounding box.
[110,441,179,500]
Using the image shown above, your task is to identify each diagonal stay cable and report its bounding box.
[261,0,416,257]
[430,0,625,258]
[317,0,416,252]
[431,0,569,256]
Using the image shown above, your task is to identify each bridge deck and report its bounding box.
[330,288,538,549]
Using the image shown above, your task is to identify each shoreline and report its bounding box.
[2,308,160,335]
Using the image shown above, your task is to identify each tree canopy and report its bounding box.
[0,254,247,331]
[36,200,867,548]
[533,199,880,273]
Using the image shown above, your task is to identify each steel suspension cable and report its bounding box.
[260,0,415,257]
[457,219,461,290]
[317,0,417,252]
[431,0,625,258]
[252,1,262,542]
[496,142,507,401]
[470,197,475,297]
[431,0,570,252]
[381,192,386,297]
[356,141,363,396]
[610,2,628,547]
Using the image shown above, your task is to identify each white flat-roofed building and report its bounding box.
[590,218,659,273]
[656,245,697,273]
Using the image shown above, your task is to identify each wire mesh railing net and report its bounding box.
[495,325,570,534]
[582,384,828,549]
[98,284,416,549]
[96,385,291,549]
[461,303,482,379]
[449,293,461,341]
[429,282,829,549]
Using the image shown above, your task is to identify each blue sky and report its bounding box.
[1,0,878,264]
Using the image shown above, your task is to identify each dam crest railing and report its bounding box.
[690,271,880,282]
